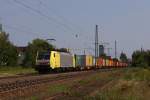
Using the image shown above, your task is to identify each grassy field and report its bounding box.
[25,67,150,100]
[0,66,37,76]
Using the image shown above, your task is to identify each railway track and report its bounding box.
[0,68,128,95]
[0,73,38,80]
[0,71,91,93]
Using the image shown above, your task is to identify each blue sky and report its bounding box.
[0,0,150,58]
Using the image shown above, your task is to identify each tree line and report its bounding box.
[0,31,71,67]
[0,31,148,67]
[132,50,150,67]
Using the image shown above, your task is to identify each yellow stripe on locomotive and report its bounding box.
[50,51,60,69]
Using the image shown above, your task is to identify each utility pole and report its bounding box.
[95,25,98,66]
[0,23,2,33]
[115,40,117,58]
[83,49,86,55]
[0,18,2,33]
[141,45,143,52]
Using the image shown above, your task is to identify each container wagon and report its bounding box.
[97,58,103,68]
[75,55,93,70]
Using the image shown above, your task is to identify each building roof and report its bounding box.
[16,46,27,52]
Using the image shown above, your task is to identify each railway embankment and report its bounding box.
[0,67,150,100]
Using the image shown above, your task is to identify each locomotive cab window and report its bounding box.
[37,52,50,60]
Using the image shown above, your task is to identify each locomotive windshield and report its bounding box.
[37,52,50,60]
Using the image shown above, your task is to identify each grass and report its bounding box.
[48,84,70,95]
[124,67,150,81]
[0,66,37,76]
[84,67,150,100]
[84,89,141,100]
[29,96,39,100]
[45,70,125,99]
[84,82,140,100]
[11,67,150,100]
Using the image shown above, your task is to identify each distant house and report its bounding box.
[16,46,27,65]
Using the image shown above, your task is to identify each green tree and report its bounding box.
[120,52,128,62]
[0,32,18,66]
[146,50,150,66]
[113,58,118,61]
[132,50,148,67]
[56,48,69,53]
[99,53,107,58]
[24,38,55,66]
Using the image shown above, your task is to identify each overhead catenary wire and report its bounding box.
[10,0,95,41]
[11,0,94,53]
[3,24,41,37]
[13,0,89,37]
[37,0,88,35]
[13,0,77,34]
[37,0,94,51]
[37,0,92,48]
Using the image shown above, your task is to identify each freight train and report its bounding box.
[35,51,128,73]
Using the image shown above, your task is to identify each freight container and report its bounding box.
[111,60,113,67]
[108,59,111,67]
[113,61,117,67]
[75,55,84,69]
[125,63,127,67]
[102,59,106,67]
[85,55,93,69]
[72,55,76,68]
[106,59,109,67]
[97,58,103,68]
[117,62,119,67]
[112,60,114,67]
[93,57,97,67]
[120,62,123,67]
[75,55,93,69]
[109,59,113,67]
[124,63,127,67]
[118,62,120,67]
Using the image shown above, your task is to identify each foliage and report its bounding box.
[0,66,36,75]
[120,52,128,62]
[99,53,107,58]
[113,58,119,61]
[0,32,18,66]
[132,50,149,67]
[124,68,150,81]
[24,38,55,66]
[48,84,69,95]
[56,48,69,53]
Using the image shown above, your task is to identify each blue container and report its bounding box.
[75,55,85,68]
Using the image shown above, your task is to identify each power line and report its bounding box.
[37,0,87,35]
[3,24,40,36]
[35,0,92,48]
[13,0,76,34]
[12,0,93,51]
[13,0,91,40]
[95,25,98,66]
[115,40,117,58]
